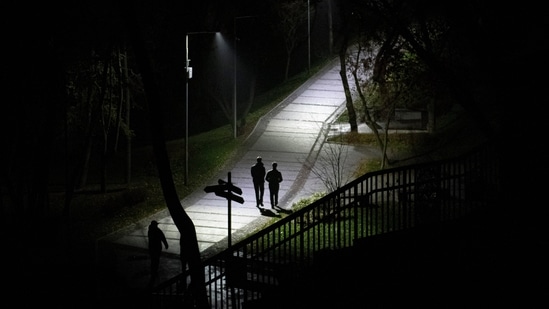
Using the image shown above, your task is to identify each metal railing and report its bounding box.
[151,143,500,308]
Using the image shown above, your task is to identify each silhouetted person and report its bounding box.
[251,156,266,208]
[266,162,283,208]
[148,220,169,280]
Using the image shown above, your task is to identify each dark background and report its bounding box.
[1,0,548,308]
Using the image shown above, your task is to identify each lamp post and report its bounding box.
[185,34,190,185]
[308,0,311,73]
[233,15,257,139]
[185,32,218,185]
[232,20,237,139]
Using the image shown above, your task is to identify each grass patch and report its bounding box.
[291,192,327,211]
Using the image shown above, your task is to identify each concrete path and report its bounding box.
[97,58,376,290]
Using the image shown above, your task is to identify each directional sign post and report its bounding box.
[204,172,244,247]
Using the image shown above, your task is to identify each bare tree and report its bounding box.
[270,0,311,81]
[64,47,133,196]
[310,138,351,192]
[206,72,256,136]
[302,119,351,192]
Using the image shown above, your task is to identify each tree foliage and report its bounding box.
[336,0,516,167]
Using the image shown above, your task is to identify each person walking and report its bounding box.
[148,220,169,281]
[251,156,266,208]
[265,162,283,209]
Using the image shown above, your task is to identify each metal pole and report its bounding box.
[185,34,189,185]
[308,0,311,73]
[328,0,333,55]
[233,18,237,139]
[227,172,232,247]
[185,31,219,184]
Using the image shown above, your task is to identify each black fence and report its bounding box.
[151,143,500,308]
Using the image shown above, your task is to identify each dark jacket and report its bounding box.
[266,169,283,187]
[251,162,266,183]
[148,223,168,254]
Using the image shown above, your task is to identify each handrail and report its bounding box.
[151,142,500,308]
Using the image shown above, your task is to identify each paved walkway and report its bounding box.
[97,58,377,290]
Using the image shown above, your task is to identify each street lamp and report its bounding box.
[233,15,258,139]
[308,0,311,73]
[185,32,219,185]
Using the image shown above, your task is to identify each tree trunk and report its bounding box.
[124,4,209,308]
[285,51,291,81]
[349,45,389,166]
[338,36,358,132]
